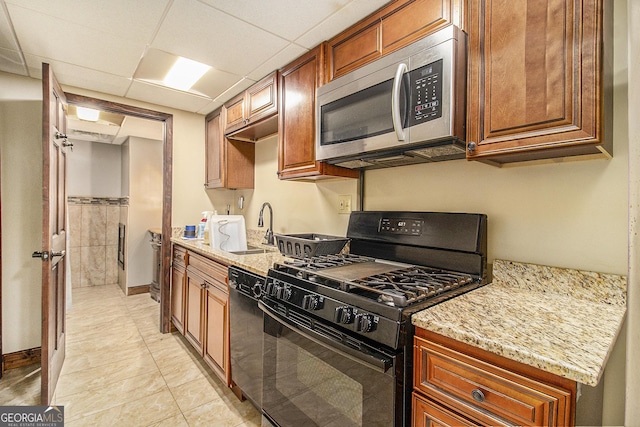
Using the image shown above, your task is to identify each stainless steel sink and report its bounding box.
[227,245,272,255]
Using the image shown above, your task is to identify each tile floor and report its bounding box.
[0,284,261,426]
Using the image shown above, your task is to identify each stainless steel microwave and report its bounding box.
[316,25,467,169]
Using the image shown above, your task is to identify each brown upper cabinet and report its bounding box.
[205,107,255,189]
[278,45,360,180]
[466,0,613,164]
[326,0,466,81]
[224,71,278,142]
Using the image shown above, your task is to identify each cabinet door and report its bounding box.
[413,393,479,427]
[382,0,463,55]
[326,0,466,81]
[204,282,229,385]
[205,108,255,189]
[170,264,185,334]
[466,0,612,163]
[223,93,246,134]
[278,46,359,180]
[246,72,277,124]
[184,270,205,353]
[205,109,224,189]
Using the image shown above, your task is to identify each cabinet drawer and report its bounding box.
[187,252,228,291]
[414,336,572,427]
[413,392,479,427]
[172,245,187,267]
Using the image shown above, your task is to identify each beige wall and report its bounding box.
[0,98,43,353]
[126,136,163,287]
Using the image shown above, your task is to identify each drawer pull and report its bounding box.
[471,389,486,403]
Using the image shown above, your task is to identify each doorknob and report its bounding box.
[55,132,68,140]
[32,251,50,261]
[51,250,65,258]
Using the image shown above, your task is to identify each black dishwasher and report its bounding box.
[228,266,265,409]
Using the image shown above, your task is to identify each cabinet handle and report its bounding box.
[471,388,485,403]
[467,141,477,152]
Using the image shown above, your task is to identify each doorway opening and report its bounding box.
[65,93,173,334]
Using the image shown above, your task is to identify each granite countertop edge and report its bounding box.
[411,259,627,387]
[170,235,286,277]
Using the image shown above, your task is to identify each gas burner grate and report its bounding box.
[349,267,475,307]
[285,253,375,270]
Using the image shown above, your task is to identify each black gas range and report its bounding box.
[260,211,487,427]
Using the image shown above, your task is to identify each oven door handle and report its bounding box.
[259,301,394,374]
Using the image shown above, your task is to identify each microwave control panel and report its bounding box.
[408,59,443,126]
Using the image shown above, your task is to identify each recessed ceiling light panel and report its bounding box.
[76,106,100,121]
[163,57,211,91]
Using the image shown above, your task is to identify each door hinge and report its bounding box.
[32,251,50,261]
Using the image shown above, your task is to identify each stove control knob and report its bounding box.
[282,286,292,301]
[274,284,292,301]
[251,282,263,298]
[335,307,354,324]
[302,295,321,310]
[358,314,377,333]
[265,281,275,296]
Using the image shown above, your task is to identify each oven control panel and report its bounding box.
[379,218,423,236]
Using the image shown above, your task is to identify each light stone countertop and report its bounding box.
[411,259,627,386]
[170,228,287,277]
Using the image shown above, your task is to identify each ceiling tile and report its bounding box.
[8,3,145,77]
[196,100,223,115]
[247,43,307,81]
[24,54,132,96]
[126,80,212,113]
[201,0,351,41]
[213,77,255,103]
[295,0,390,49]
[0,47,27,75]
[0,2,20,51]
[152,0,289,76]
[4,0,170,45]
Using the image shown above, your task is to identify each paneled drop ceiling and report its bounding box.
[0,0,389,115]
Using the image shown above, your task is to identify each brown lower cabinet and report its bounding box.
[171,244,230,386]
[413,328,576,427]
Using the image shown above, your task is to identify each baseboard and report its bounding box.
[126,284,150,296]
[2,347,41,371]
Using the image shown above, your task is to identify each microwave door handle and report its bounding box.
[392,62,408,141]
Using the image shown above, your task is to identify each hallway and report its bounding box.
[0,285,261,426]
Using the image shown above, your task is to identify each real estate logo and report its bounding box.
[0,406,64,427]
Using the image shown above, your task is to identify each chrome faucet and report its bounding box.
[258,202,274,245]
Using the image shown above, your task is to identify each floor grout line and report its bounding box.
[1,284,262,426]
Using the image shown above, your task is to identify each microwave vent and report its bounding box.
[407,143,466,160]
